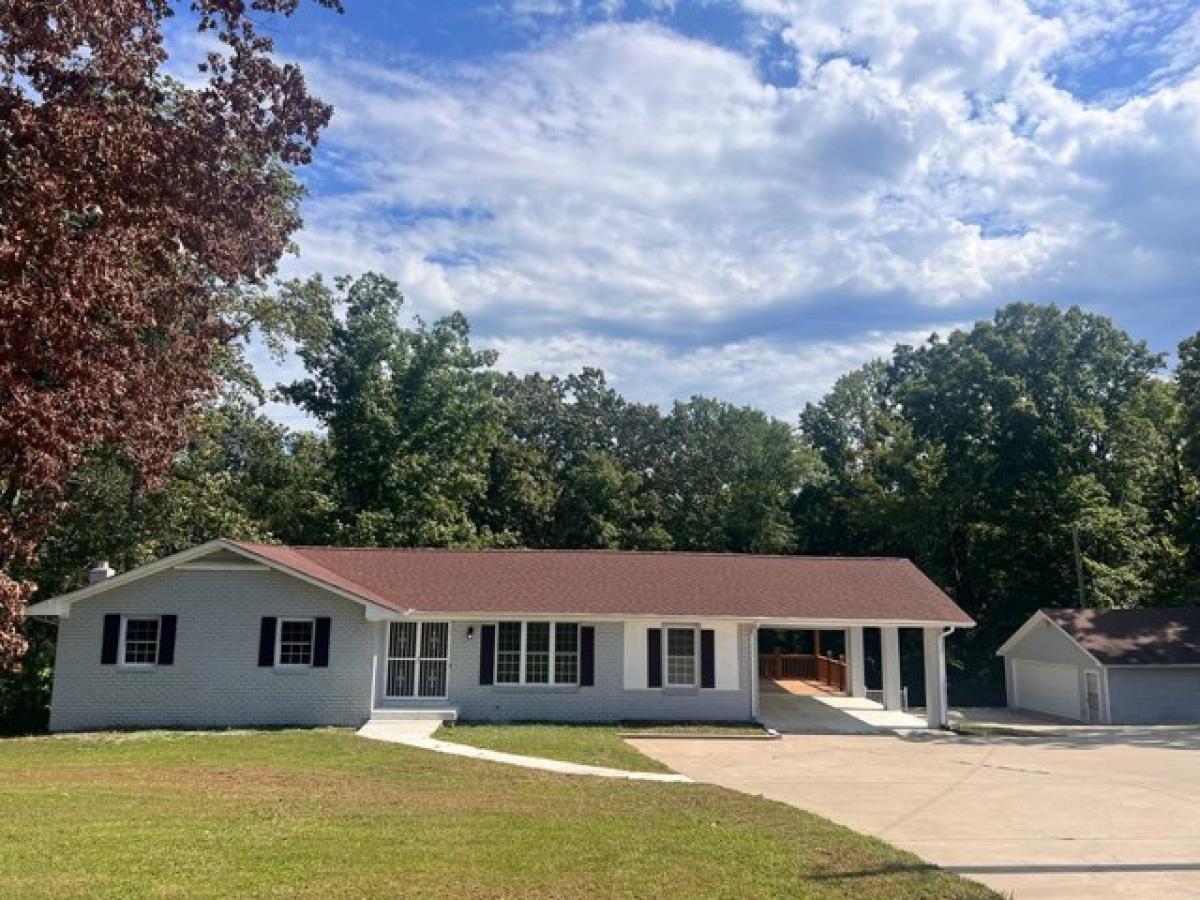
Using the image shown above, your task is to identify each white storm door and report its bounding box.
[386,622,450,699]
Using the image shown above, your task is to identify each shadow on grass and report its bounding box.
[810,862,943,881]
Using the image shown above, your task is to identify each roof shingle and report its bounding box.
[1041,607,1200,666]
[232,543,973,625]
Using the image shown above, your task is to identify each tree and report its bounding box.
[0,0,338,669]
[658,398,821,553]
[1167,333,1200,597]
[892,304,1168,624]
[797,304,1182,700]
[1180,333,1200,476]
[795,360,933,559]
[480,369,670,548]
[278,274,501,546]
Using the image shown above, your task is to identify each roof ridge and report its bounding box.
[277,544,911,562]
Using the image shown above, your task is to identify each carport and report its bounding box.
[754,621,955,729]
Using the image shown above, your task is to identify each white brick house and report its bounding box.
[27,539,973,731]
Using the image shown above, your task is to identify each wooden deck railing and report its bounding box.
[758,653,847,692]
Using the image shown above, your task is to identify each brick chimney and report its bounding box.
[87,561,116,584]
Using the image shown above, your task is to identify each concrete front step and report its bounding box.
[367,707,457,723]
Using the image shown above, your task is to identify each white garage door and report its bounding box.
[1013,660,1083,721]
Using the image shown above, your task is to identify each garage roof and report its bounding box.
[232,542,974,625]
[1041,607,1200,666]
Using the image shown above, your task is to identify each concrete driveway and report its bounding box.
[629,729,1200,899]
[758,691,929,734]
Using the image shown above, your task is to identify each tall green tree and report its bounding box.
[658,398,821,553]
[480,370,670,548]
[798,304,1185,699]
[1180,333,1200,476]
[1168,333,1200,596]
[278,274,501,546]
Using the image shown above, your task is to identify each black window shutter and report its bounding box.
[313,617,331,668]
[158,615,177,666]
[101,614,120,665]
[580,626,595,687]
[479,624,495,685]
[700,629,715,689]
[258,617,277,667]
[647,627,662,688]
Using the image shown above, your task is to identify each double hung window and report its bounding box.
[495,622,580,686]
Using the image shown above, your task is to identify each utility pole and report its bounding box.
[1072,523,1086,607]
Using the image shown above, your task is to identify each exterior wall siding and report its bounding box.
[1106,667,1200,724]
[375,620,755,722]
[1005,619,1098,668]
[49,569,374,731]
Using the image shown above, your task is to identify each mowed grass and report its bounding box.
[435,722,764,772]
[0,729,995,899]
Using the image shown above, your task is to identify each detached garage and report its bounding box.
[998,607,1200,725]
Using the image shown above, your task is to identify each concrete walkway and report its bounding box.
[358,719,692,783]
[759,692,929,734]
[630,729,1200,899]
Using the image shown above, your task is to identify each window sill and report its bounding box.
[273,665,314,673]
[117,664,157,671]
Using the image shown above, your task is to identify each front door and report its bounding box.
[385,622,450,699]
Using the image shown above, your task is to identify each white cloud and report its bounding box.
[486,327,956,419]
[256,2,1200,428]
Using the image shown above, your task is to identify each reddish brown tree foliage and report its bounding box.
[0,0,339,669]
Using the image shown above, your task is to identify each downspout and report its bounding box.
[368,619,380,717]
[751,623,760,721]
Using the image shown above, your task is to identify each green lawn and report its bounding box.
[0,729,995,899]
[435,722,764,772]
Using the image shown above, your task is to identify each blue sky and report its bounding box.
[176,1,1200,426]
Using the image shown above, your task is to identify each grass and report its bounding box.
[435,722,765,772]
[0,729,995,899]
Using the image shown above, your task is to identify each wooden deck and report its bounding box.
[758,652,848,693]
[760,677,843,696]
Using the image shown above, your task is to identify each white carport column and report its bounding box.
[923,627,948,729]
[880,626,903,710]
[847,627,867,698]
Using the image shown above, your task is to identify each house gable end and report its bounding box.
[26,540,390,619]
[997,610,1101,667]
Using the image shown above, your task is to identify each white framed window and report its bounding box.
[494,621,580,686]
[664,626,697,687]
[554,623,579,685]
[120,616,160,667]
[496,621,523,684]
[277,618,315,667]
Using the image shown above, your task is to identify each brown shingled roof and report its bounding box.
[1041,607,1200,666]
[231,543,973,625]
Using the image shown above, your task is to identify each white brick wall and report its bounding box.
[374,620,755,722]
[48,566,756,729]
[49,568,374,731]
